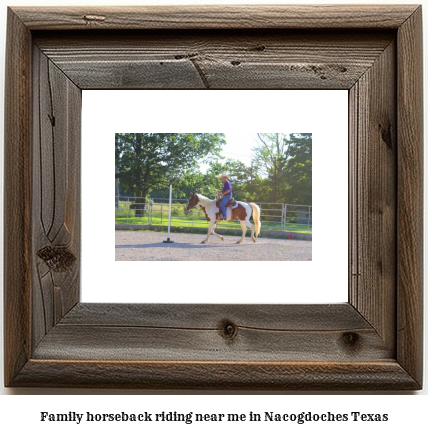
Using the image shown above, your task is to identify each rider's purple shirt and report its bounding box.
[222,181,232,196]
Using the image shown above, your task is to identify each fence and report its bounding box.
[115,196,312,234]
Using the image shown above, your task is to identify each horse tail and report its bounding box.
[249,203,261,237]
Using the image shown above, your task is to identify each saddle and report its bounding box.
[216,197,238,218]
[216,197,237,210]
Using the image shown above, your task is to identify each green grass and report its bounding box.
[115,215,312,234]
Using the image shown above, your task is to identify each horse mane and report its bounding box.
[195,193,216,208]
[195,193,209,201]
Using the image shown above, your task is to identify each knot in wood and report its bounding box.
[341,332,361,350]
[83,15,106,23]
[219,320,238,340]
[175,53,198,60]
[378,122,393,149]
[37,245,76,272]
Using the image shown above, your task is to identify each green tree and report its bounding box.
[178,160,240,199]
[116,133,225,215]
[253,133,289,202]
[281,133,312,205]
[250,133,312,204]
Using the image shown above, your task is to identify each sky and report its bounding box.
[222,133,258,165]
[199,132,258,173]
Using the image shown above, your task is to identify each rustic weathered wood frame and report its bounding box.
[4,5,423,390]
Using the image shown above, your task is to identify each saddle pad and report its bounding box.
[216,198,239,209]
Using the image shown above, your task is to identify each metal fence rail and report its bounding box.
[115,196,312,233]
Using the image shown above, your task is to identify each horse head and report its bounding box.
[186,192,199,211]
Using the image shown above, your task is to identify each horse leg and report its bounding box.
[236,219,247,244]
[246,218,256,243]
[211,222,224,241]
[201,220,216,244]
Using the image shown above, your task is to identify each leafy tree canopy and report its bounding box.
[115,132,312,207]
[116,132,225,193]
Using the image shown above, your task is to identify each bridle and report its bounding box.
[186,194,199,211]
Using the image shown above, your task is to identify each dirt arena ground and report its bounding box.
[115,231,312,261]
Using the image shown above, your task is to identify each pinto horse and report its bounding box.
[186,192,261,244]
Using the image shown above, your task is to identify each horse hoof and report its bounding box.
[201,241,206,244]
[235,241,243,245]
[221,237,224,241]
[252,239,256,243]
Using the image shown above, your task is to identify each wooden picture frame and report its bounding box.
[4,5,423,390]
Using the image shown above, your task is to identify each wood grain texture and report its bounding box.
[396,6,423,387]
[33,304,391,362]
[61,303,371,329]
[3,8,32,387]
[34,31,394,90]
[12,360,418,390]
[12,5,419,30]
[3,5,423,390]
[349,40,397,351]
[31,47,81,348]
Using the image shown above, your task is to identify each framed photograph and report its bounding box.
[83,91,348,305]
[4,5,423,389]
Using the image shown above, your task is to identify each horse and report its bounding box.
[185,192,261,244]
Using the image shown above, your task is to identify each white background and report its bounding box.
[0,0,427,429]
[82,90,348,304]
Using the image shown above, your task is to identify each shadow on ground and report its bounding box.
[115,242,254,249]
